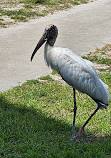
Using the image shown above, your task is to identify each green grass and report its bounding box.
[99,73,111,88]
[0,0,90,27]
[39,75,54,81]
[82,55,111,66]
[21,0,46,4]
[0,8,44,22]
[51,70,59,75]
[20,0,89,9]
[24,4,33,8]
[0,44,111,157]
[0,72,111,157]
[96,44,111,53]
[21,0,89,5]
[82,44,111,73]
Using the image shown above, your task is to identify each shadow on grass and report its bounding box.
[0,95,111,158]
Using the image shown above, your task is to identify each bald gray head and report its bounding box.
[31,24,58,61]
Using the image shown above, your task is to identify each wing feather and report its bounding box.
[58,53,97,95]
[45,45,109,105]
[56,50,109,104]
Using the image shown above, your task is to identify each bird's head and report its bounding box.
[31,24,58,61]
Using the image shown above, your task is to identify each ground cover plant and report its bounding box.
[0,45,111,157]
[82,44,111,72]
[0,0,91,27]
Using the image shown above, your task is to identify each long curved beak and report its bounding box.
[31,35,46,61]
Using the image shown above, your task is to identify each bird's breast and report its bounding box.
[44,43,61,71]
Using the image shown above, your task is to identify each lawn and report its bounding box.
[0,0,91,27]
[0,45,111,157]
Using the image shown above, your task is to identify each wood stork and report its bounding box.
[31,24,110,140]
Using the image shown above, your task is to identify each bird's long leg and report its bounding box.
[75,105,100,139]
[72,88,77,139]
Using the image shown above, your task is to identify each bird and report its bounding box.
[31,24,110,140]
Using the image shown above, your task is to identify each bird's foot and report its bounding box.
[71,136,77,141]
[72,127,85,141]
[77,127,84,137]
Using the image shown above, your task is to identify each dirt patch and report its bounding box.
[83,44,111,73]
[93,63,110,73]
[50,74,65,84]
[0,0,94,28]
[0,0,46,27]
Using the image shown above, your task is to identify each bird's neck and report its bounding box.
[47,39,55,46]
[44,43,60,72]
[44,43,53,67]
[47,29,58,46]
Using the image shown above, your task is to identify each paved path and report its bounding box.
[0,0,111,91]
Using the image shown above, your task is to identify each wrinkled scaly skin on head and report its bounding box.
[31,24,58,61]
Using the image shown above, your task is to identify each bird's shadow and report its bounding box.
[0,95,111,157]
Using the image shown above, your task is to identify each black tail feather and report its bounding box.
[97,101,108,109]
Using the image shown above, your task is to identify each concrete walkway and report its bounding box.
[0,0,111,91]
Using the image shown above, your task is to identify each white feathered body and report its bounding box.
[44,43,109,106]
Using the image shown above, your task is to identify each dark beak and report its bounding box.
[31,34,46,61]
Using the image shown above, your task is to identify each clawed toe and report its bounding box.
[77,127,84,137]
[72,127,85,141]
[71,135,78,141]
